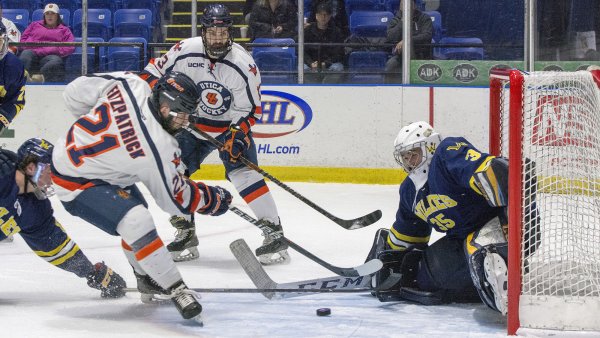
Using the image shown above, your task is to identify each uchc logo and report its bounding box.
[253,91,313,138]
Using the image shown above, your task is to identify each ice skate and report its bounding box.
[169,281,203,325]
[484,252,508,315]
[255,218,290,265]
[167,216,199,262]
[135,271,169,303]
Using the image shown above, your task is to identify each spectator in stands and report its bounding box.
[303,2,346,83]
[244,0,256,24]
[0,4,21,54]
[384,0,432,83]
[306,0,348,36]
[249,0,297,40]
[19,3,74,82]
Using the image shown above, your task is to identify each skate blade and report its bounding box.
[191,313,204,327]
[171,247,199,262]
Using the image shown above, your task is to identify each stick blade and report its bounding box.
[336,209,383,230]
[229,239,278,299]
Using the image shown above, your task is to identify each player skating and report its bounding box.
[367,121,537,314]
[0,138,126,298]
[51,71,232,323]
[140,4,290,265]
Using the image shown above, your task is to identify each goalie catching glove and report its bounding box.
[196,182,232,216]
[220,122,251,163]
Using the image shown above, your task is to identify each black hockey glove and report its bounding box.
[86,262,127,298]
[220,124,250,163]
[196,182,232,216]
[0,149,17,178]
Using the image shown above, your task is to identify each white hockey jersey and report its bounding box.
[52,72,204,216]
[144,37,262,136]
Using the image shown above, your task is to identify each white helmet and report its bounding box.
[393,121,442,174]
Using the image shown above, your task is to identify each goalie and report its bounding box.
[368,121,526,315]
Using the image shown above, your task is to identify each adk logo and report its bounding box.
[197,81,232,116]
[453,63,479,83]
[254,90,313,138]
[417,64,442,82]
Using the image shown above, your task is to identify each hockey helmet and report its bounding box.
[17,138,55,199]
[200,4,233,59]
[393,121,442,174]
[151,71,200,134]
[0,21,9,60]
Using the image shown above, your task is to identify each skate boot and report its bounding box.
[167,216,199,262]
[135,271,168,303]
[255,218,290,265]
[86,262,127,298]
[483,252,508,315]
[169,281,203,324]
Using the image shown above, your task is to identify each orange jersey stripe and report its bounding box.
[243,185,270,204]
[121,240,132,251]
[51,174,96,191]
[194,123,228,134]
[135,237,164,260]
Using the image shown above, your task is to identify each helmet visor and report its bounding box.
[394,145,424,173]
[31,163,55,199]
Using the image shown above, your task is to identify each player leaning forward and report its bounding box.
[51,71,232,323]
[140,4,290,265]
[369,121,537,314]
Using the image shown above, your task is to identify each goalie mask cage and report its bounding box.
[489,69,600,335]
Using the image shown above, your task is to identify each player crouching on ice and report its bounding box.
[0,138,126,298]
[367,121,537,315]
[51,71,232,324]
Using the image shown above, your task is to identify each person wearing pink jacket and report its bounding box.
[19,3,74,82]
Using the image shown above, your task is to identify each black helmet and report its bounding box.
[151,71,200,134]
[200,4,233,59]
[17,138,55,199]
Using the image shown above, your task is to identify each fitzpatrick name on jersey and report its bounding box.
[197,81,232,116]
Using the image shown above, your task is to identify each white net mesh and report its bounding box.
[496,71,600,331]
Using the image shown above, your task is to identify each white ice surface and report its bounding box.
[0,181,510,337]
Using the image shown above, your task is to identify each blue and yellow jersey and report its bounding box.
[388,137,504,250]
[0,53,26,128]
[0,152,93,277]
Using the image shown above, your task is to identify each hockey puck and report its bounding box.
[316,308,331,316]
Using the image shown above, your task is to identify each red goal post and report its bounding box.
[489,68,600,335]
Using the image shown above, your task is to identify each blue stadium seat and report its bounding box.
[122,0,160,26]
[73,9,112,41]
[345,0,385,16]
[107,37,146,71]
[2,0,39,12]
[349,11,394,38]
[252,38,296,84]
[114,9,152,42]
[65,37,106,81]
[347,51,387,83]
[32,8,70,27]
[88,0,122,11]
[424,11,443,43]
[2,9,29,32]
[439,37,484,60]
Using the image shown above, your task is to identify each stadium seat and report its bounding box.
[424,11,443,43]
[2,8,29,32]
[114,9,152,42]
[439,37,484,60]
[73,8,112,41]
[107,37,146,71]
[32,8,70,27]
[122,0,160,26]
[349,11,394,38]
[88,0,122,11]
[347,51,387,83]
[345,0,385,16]
[2,0,39,12]
[385,0,425,13]
[252,38,296,84]
[65,37,106,81]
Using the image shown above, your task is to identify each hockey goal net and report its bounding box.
[489,69,600,335]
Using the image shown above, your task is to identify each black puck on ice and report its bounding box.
[316,308,331,316]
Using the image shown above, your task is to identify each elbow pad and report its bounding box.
[473,157,509,207]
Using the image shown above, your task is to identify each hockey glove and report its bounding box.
[196,182,232,216]
[220,125,250,163]
[86,262,127,298]
[0,149,17,178]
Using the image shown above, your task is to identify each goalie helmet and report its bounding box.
[393,121,442,174]
[150,71,200,135]
[17,138,55,199]
[0,21,9,60]
[200,4,233,59]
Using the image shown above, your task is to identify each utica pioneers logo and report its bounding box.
[197,81,232,116]
[253,91,313,138]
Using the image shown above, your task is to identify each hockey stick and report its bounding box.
[123,287,371,294]
[230,238,374,299]
[183,125,382,230]
[229,207,382,277]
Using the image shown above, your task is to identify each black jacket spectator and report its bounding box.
[307,0,349,36]
[386,6,433,59]
[249,0,297,40]
[304,15,346,68]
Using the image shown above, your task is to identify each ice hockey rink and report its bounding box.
[0,180,515,337]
